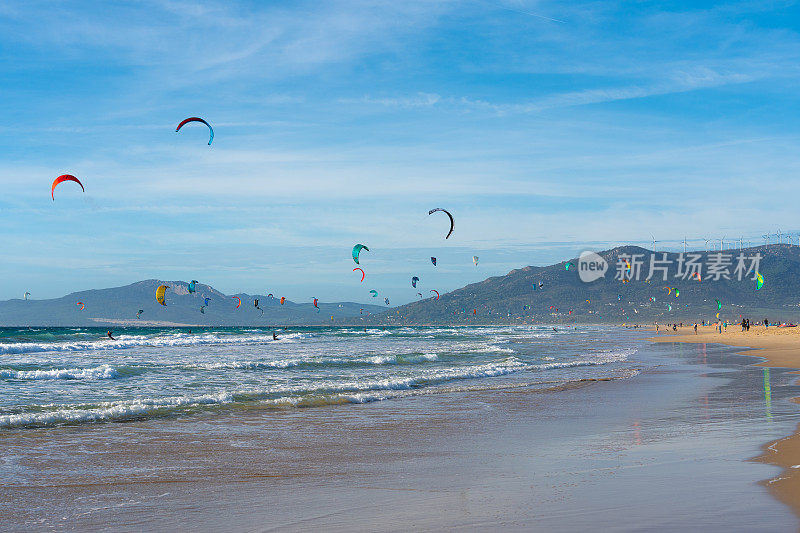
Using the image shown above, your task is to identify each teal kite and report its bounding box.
[352,244,369,264]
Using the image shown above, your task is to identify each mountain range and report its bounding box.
[0,280,384,327]
[380,244,800,325]
[2,245,798,326]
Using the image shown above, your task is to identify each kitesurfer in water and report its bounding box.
[107,330,116,341]
[272,332,278,341]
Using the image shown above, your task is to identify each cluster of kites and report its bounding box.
[49,123,769,321]
[51,117,356,319]
[512,253,767,323]
[350,208,462,308]
[150,281,295,317]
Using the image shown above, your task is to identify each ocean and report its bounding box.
[0,325,641,429]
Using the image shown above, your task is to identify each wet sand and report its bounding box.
[651,325,800,519]
[0,338,794,531]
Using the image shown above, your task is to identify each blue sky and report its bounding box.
[1,0,799,303]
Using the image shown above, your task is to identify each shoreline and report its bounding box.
[650,325,800,518]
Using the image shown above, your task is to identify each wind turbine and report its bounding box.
[719,236,725,251]
[704,238,710,252]
[739,236,743,250]
[651,234,658,252]
[682,237,687,254]
[777,229,783,245]
[763,234,770,247]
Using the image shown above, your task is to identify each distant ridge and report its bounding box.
[379,244,800,324]
[5,245,798,327]
[0,280,384,326]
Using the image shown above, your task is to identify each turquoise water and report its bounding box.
[0,325,641,428]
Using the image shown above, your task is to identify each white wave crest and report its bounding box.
[0,365,118,380]
[0,391,233,428]
[0,332,304,356]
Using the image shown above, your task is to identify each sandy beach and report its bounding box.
[652,324,800,518]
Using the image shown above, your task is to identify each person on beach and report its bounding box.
[764,318,770,328]
[694,323,698,334]
[107,330,115,341]
[672,324,677,331]
[741,318,746,332]
[272,332,278,340]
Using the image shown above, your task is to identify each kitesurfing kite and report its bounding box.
[137,309,143,319]
[353,268,365,282]
[417,292,423,298]
[267,294,274,299]
[756,272,764,290]
[411,276,419,288]
[51,175,84,200]
[473,256,479,266]
[280,297,286,305]
[313,298,319,310]
[23,292,30,300]
[156,285,169,306]
[431,290,440,301]
[352,244,369,264]
[428,208,455,239]
[673,289,680,297]
[369,290,378,297]
[430,257,437,266]
[255,299,263,316]
[176,117,214,145]
[76,302,84,311]
[716,299,722,311]
[384,297,390,306]
[565,262,574,271]
[232,296,241,309]
[203,297,211,306]
[188,280,198,293]
[200,306,205,314]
